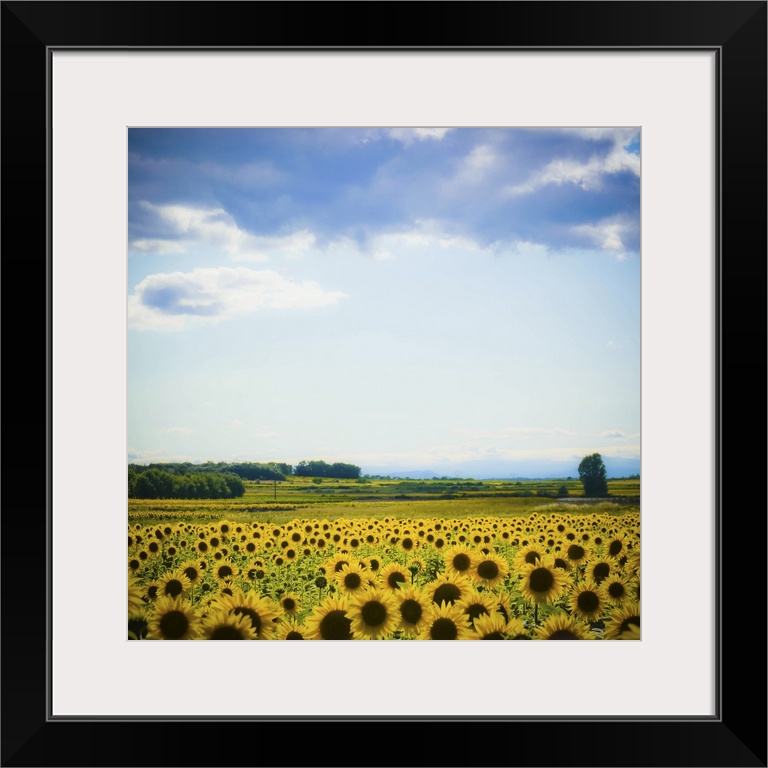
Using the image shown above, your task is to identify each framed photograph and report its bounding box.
[5,1,764,765]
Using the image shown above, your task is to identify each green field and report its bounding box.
[128,476,640,525]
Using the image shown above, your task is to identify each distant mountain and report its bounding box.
[364,456,640,480]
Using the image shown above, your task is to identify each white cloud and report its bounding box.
[131,239,186,255]
[455,144,498,185]
[600,429,626,439]
[128,266,347,331]
[330,219,549,263]
[505,131,640,195]
[162,426,195,435]
[229,230,316,262]
[385,127,452,146]
[131,202,316,261]
[572,217,635,261]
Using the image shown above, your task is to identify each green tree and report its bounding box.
[578,453,608,497]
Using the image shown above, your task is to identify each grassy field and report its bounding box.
[128,476,640,525]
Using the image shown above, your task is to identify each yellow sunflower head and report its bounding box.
[128,575,144,618]
[604,601,640,640]
[347,587,400,640]
[472,552,509,589]
[534,611,594,640]
[519,558,570,605]
[418,601,475,640]
[600,574,633,606]
[564,541,591,567]
[473,612,530,640]
[568,579,606,622]
[146,596,201,640]
[304,594,354,640]
[178,559,204,585]
[214,590,280,639]
[158,569,192,600]
[443,544,478,577]
[585,559,613,585]
[277,617,312,640]
[425,571,473,608]
[605,533,628,561]
[212,559,239,585]
[334,561,368,595]
[202,609,258,640]
[278,592,301,616]
[394,585,431,637]
[379,561,411,591]
[513,545,546,572]
[456,589,499,628]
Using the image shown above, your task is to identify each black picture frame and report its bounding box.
[4,2,765,766]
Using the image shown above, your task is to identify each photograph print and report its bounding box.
[127,127,641,641]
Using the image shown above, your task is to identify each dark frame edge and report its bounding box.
[2,1,765,766]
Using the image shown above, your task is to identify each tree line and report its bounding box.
[128,468,245,499]
[128,459,362,498]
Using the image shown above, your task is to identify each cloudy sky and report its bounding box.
[128,127,640,476]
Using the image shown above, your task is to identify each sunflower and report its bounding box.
[568,580,606,622]
[564,542,590,567]
[324,552,355,576]
[456,589,499,628]
[195,539,210,556]
[614,622,641,640]
[600,574,632,606]
[534,611,594,640]
[398,535,419,554]
[473,612,530,640]
[304,595,353,640]
[128,557,142,574]
[178,559,204,586]
[201,609,258,640]
[605,533,628,561]
[425,571,473,607]
[472,552,509,590]
[418,601,475,640]
[495,591,512,623]
[158,570,192,600]
[443,544,478,577]
[379,562,410,591]
[212,559,239,585]
[347,587,400,640]
[407,557,427,580]
[334,561,368,595]
[128,575,144,618]
[604,601,640,640]
[513,545,546,571]
[213,590,280,639]
[278,592,302,617]
[277,617,312,640]
[585,559,613,584]
[394,585,431,636]
[143,581,161,603]
[244,563,268,583]
[146,540,162,557]
[146,596,201,640]
[519,558,569,605]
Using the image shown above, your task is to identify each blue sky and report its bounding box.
[128,127,640,477]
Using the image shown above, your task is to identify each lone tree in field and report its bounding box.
[578,453,608,497]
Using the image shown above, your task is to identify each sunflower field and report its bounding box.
[128,509,639,640]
